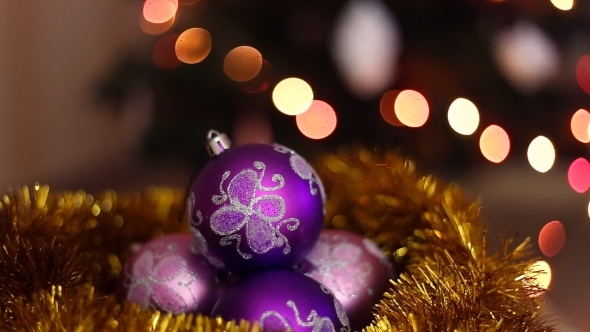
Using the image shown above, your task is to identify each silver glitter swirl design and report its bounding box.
[188,193,225,269]
[274,144,326,203]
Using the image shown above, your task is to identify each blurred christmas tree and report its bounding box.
[96,0,590,173]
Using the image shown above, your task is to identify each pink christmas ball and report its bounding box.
[211,270,350,332]
[302,229,394,329]
[188,143,325,275]
[118,233,225,314]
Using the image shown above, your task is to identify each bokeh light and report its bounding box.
[296,100,337,139]
[272,78,314,116]
[527,136,555,173]
[223,46,263,82]
[567,157,590,193]
[538,220,566,257]
[493,20,560,94]
[143,0,178,24]
[588,200,590,219]
[550,0,574,10]
[575,55,590,94]
[524,261,552,297]
[140,12,175,35]
[379,90,403,126]
[571,109,590,143]
[394,90,429,127]
[239,60,273,93]
[447,98,479,135]
[331,0,402,99]
[152,33,181,70]
[479,125,510,163]
[175,28,212,64]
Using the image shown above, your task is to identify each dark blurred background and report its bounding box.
[0,0,588,330]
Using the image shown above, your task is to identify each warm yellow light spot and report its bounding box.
[223,46,263,82]
[140,12,175,35]
[550,0,574,11]
[143,0,178,24]
[379,90,403,126]
[394,90,429,127]
[479,125,510,163]
[524,261,552,297]
[448,98,479,135]
[571,109,590,143]
[296,100,337,139]
[538,220,566,257]
[175,28,212,64]
[272,78,314,116]
[527,136,555,173]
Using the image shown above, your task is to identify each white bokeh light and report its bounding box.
[527,136,556,173]
[331,0,402,100]
[493,20,560,94]
[448,98,479,135]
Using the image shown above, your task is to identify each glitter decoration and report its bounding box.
[189,136,324,275]
[211,270,350,332]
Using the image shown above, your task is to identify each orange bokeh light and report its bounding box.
[296,100,337,139]
[175,28,212,64]
[538,220,566,257]
[140,12,175,35]
[153,33,181,70]
[576,55,590,94]
[571,109,590,143]
[143,0,178,24]
[379,90,403,126]
[223,46,263,82]
[479,125,510,163]
[394,90,429,127]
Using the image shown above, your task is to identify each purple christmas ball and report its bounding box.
[188,140,325,275]
[302,229,394,330]
[211,270,350,332]
[118,233,225,314]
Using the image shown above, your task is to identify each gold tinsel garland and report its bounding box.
[0,147,555,331]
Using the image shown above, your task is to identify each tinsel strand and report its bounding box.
[0,149,555,331]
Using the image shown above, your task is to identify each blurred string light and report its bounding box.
[175,28,211,64]
[447,98,479,135]
[140,12,175,35]
[223,46,263,82]
[568,157,590,193]
[538,220,566,257]
[527,136,555,173]
[523,260,552,297]
[331,0,402,99]
[493,20,560,94]
[153,33,181,70]
[379,90,403,126]
[576,55,590,94]
[550,0,574,10]
[272,78,314,115]
[143,0,178,24]
[295,100,337,139]
[394,90,429,127]
[239,60,273,94]
[571,109,590,143]
[479,125,510,163]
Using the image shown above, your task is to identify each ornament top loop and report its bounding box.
[206,130,232,157]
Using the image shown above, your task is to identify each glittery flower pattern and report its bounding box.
[306,235,373,298]
[125,246,197,314]
[274,144,326,203]
[210,161,300,259]
[188,193,225,269]
[260,298,350,332]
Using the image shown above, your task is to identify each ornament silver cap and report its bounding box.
[206,129,232,157]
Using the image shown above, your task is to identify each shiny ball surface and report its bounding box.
[302,229,394,329]
[118,233,224,314]
[188,143,325,275]
[211,270,350,332]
